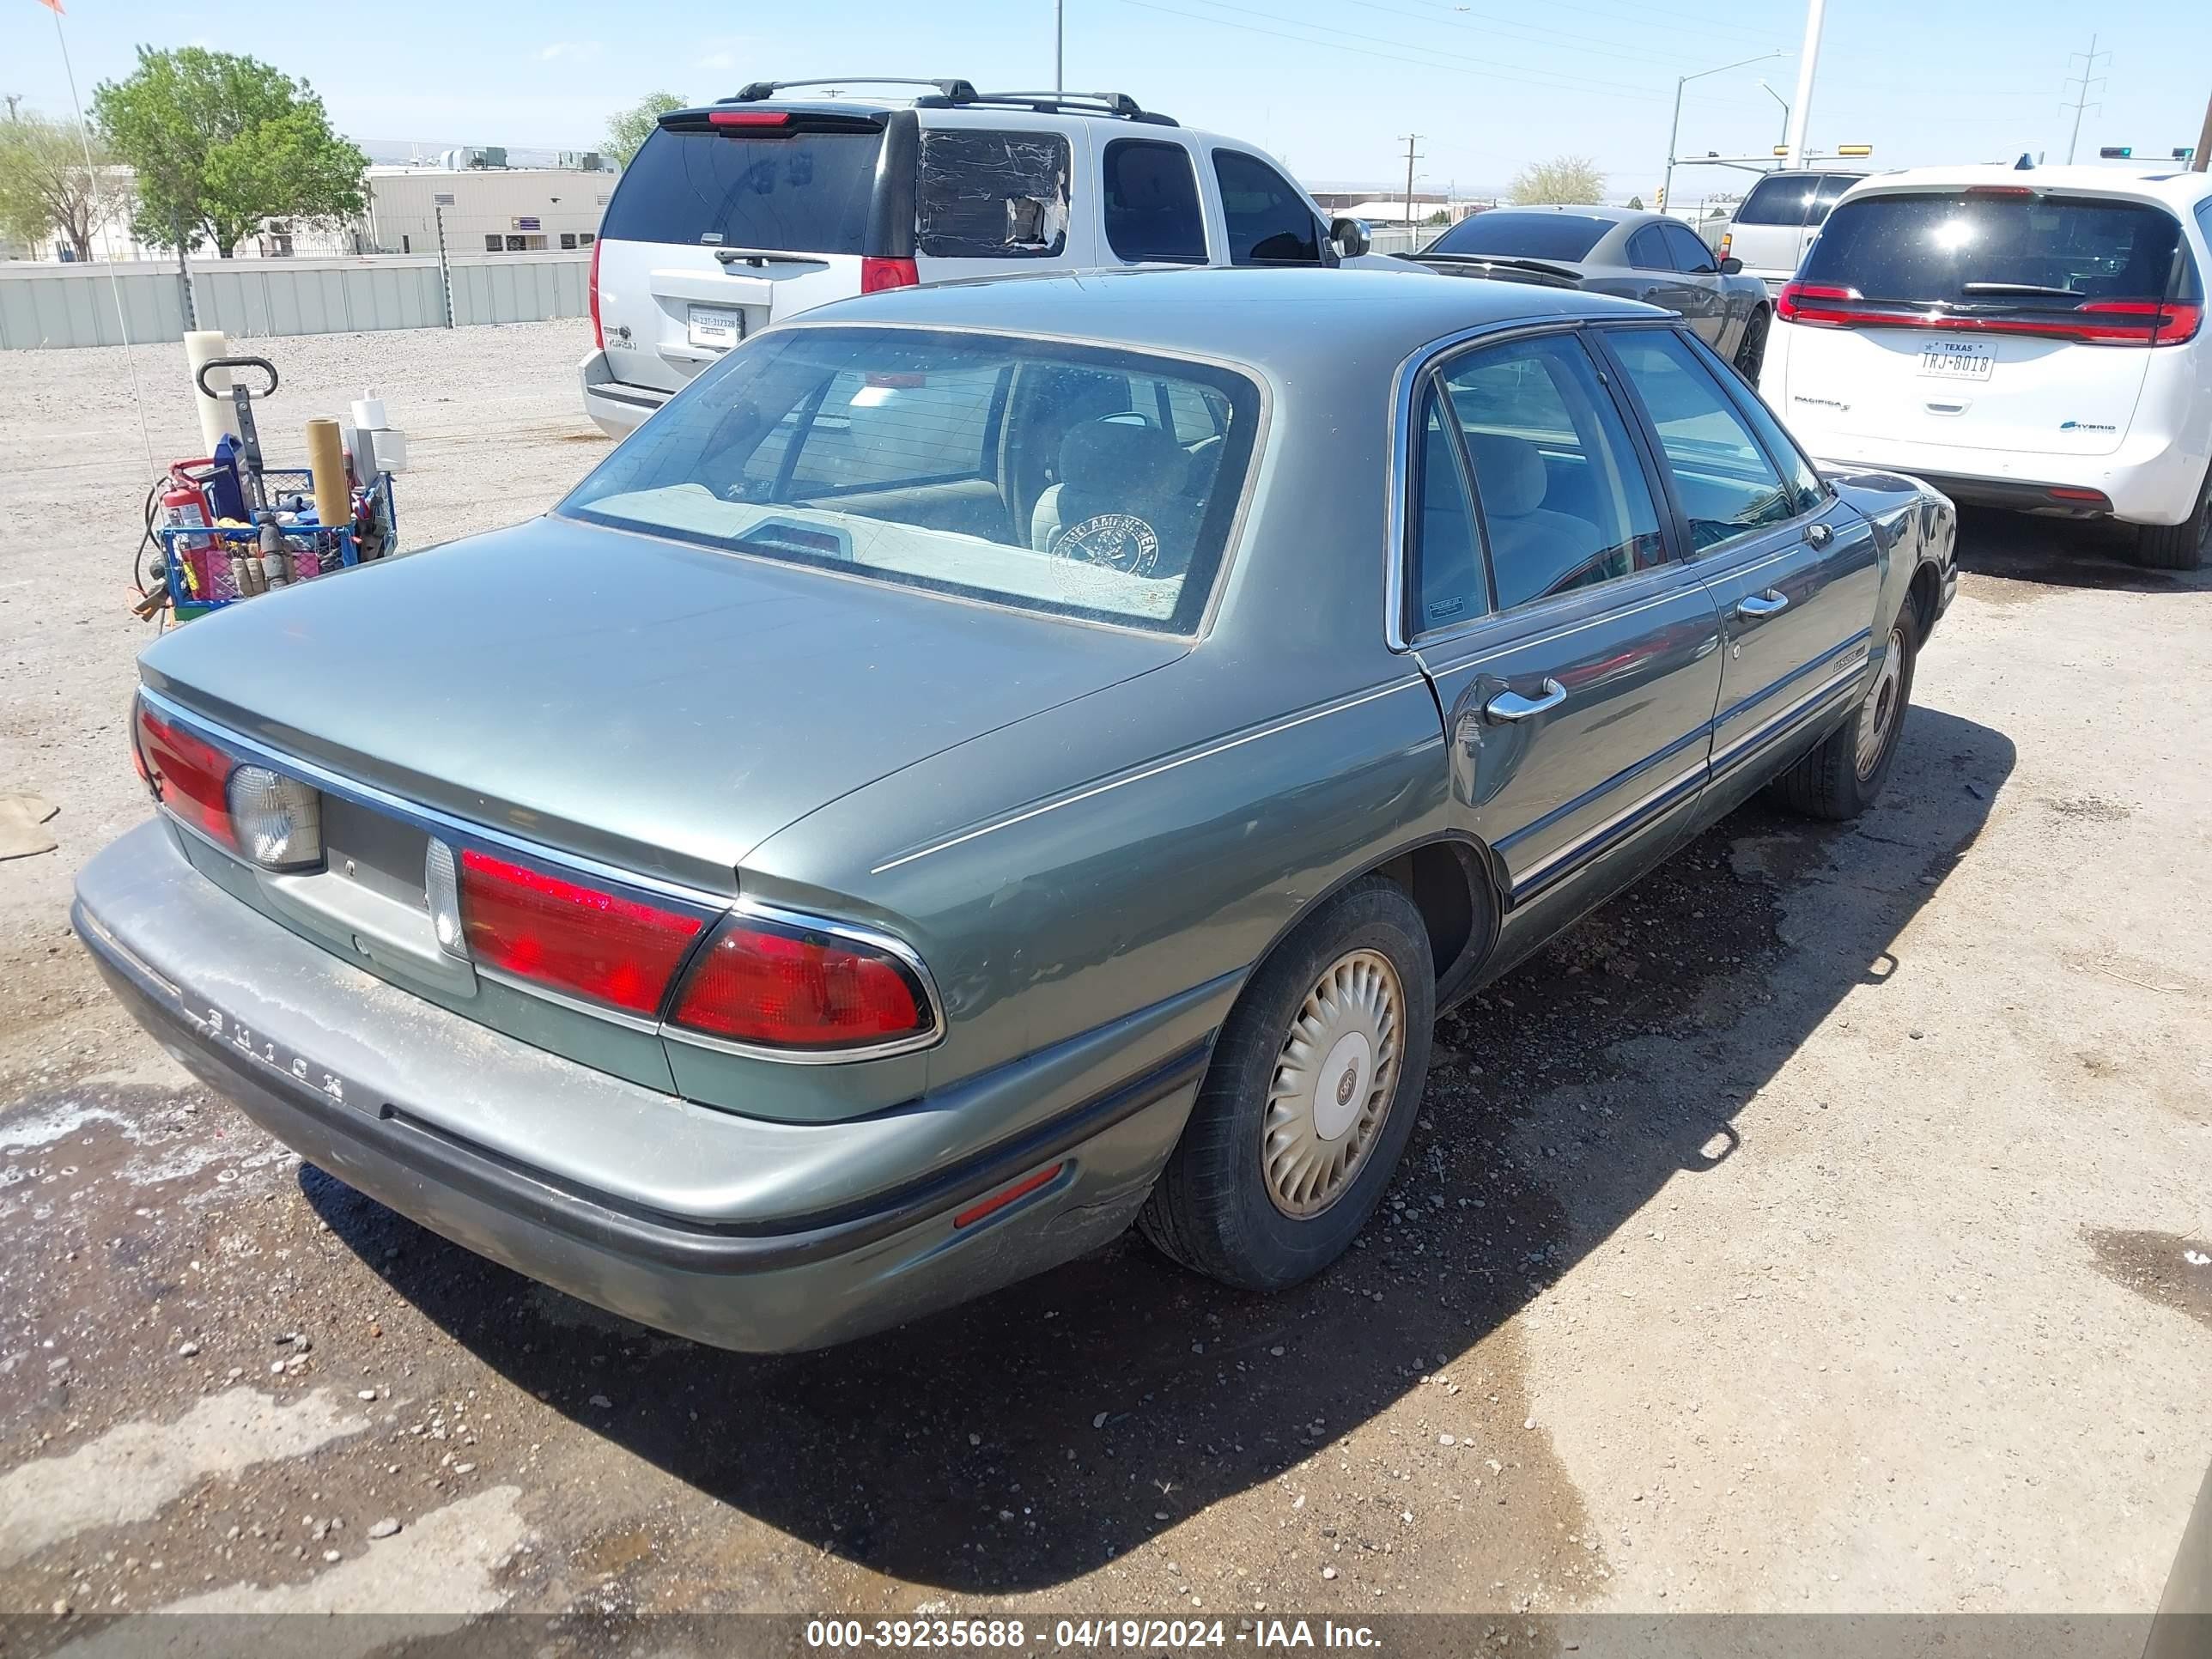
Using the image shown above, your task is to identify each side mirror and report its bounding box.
[1330,216,1371,259]
[1719,255,1744,276]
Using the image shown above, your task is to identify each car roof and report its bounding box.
[781,266,1659,363]
[1839,163,2212,210]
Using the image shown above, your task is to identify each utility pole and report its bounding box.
[1781,0,1827,168]
[2063,35,2106,165]
[2194,83,2211,171]
[1055,0,1064,93]
[1401,134,1422,234]
[3,94,21,121]
[434,200,455,329]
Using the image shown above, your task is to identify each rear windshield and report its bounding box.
[1801,191,2188,306]
[1427,212,1610,262]
[599,121,883,252]
[561,328,1261,635]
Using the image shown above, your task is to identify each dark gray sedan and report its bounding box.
[76,267,1954,1352]
[1411,204,1774,380]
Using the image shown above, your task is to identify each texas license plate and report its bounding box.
[687,306,744,350]
[1918,340,1993,380]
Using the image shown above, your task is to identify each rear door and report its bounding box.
[914,115,1097,278]
[1405,328,1724,943]
[593,108,901,397]
[1776,187,2191,459]
[1621,223,1693,314]
[1598,325,1881,806]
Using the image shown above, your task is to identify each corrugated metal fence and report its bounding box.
[0,252,591,350]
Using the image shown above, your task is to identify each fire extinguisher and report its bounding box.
[161,470,218,599]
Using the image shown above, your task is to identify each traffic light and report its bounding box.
[2099,146,2134,159]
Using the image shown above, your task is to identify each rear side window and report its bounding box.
[1103,138,1206,264]
[1801,192,2187,307]
[1212,150,1322,265]
[1732,174,1816,228]
[1806,174,1861,226]
[918,128,1072,258]
[599,120,883,252]
[1626,227,1668,270]
[1428,211,1610,262]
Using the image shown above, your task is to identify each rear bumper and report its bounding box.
[578,347,671,439]
[74,822,1208,1352]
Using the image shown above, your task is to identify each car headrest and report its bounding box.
[1059,418,1187,501]
[1465,432,1547,518]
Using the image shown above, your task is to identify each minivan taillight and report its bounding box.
[860,256,919,295]
[669,915,931,1051]
[1778,281,2202,346]
[1775,282,1866,326]
[458,848,706,1017]
[588,235,604,351]
[136,699,236,848]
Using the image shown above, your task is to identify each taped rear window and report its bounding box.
[918,129,1072,259]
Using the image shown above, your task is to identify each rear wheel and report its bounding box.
[2131,463,2210,572]
[1139,877,1434,1291]
[1770,605,1918,822]
[1731,307,1771,383]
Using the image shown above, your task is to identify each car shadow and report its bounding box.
[303,706,2014,1595]
[1952,506,2208,594]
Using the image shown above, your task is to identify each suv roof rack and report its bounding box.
[726,77,980,103]
[922,88,1178,126]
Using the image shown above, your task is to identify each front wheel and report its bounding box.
[2131,463,2210,572]
[1732,307,1771,384]
[1138,876,1434,1291]
[1770,605,1919,822]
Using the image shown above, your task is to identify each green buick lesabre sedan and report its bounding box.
[76,266,1956,1351]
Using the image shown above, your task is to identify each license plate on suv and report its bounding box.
[1918,341,1993,381]
[687,306,744,351]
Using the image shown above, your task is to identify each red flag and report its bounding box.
[35,0,66,13]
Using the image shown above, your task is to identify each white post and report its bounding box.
[1782,0,1827,169]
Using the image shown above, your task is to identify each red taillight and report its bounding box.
[1776,282,1863,325]
[1778,283,2201,347]
[669,915,929,1050]
[137,701,235,848]
[2081,299,2203,346]
[709,109,792,127]
[588,235,603,351]
[860,256,920,295]
[458,848,706,1017]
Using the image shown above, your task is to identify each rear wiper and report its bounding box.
[713,247,831,269]
[1959,282,2081,298]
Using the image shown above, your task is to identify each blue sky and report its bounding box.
[7,0,2207,198]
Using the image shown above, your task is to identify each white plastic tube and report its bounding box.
[184,331,240,458]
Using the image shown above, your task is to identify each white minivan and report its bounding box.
[1762,165,2212,569]
[580,78,1368,436]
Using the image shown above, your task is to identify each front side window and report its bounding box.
[1212,149,1322,265]
[1437,332,1668,611]
[1661,222,1717,275]
[1104,138,1206,264]
[563,328,1261,635]
[1603,328,1798,549]
[917,127,1072,258]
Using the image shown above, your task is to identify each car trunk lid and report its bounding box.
[1776,186,2195,459]
[136,515,1184,893]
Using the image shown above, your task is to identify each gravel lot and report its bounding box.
[1,320,2208,1632]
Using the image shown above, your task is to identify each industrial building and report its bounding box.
[360,162,617,257]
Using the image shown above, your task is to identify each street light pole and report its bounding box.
[1664,49,1786,212]
[1759,80,1790,149]
[1781,0,1828,168]
[1055,0,1064,93]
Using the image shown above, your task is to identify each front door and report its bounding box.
[1659,222,1729,345]
[1403,328,1726,962]
[1595,325,1882,813]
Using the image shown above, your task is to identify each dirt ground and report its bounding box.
[1,321,2207,1636]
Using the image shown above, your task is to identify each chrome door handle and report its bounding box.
[1485,678,1568,723]
[1736,589,1790,619]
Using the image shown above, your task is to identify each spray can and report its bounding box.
[257,518,290,589]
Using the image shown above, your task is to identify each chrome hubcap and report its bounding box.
[1856,627,1905,780]
[1262,949,1404,1218]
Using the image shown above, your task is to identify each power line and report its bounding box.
[2063,33,2106,165]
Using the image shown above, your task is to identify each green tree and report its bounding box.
[1507,155,1605,206]
[1626,193,1645,210]
[92,47,367,258]
[0,113,131,260]
[605,92,685,168]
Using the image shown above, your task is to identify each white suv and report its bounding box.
[1717,168,1865,294]
[581,77,1367,436]
[1762,164,2212,569]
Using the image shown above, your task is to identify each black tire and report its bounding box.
[1770,605,1920,822]
[1138,876,1435,1291]
[2131,463,2210,572]
[1732,307,1771,384]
